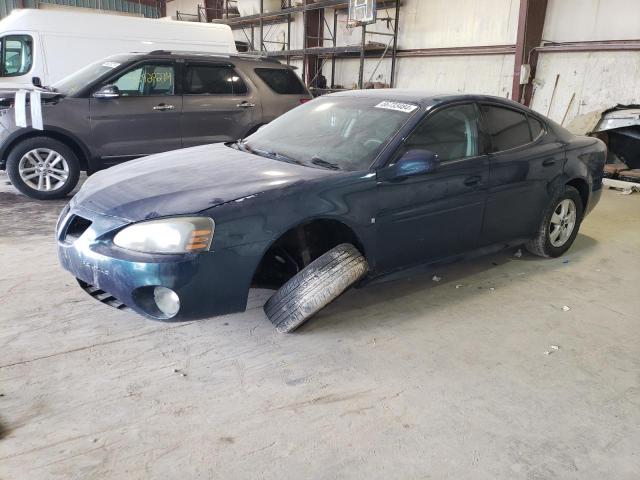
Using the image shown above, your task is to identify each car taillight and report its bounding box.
[299,98,311,104]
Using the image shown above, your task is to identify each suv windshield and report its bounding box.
[53,54,132,95]
[244,97,419,171]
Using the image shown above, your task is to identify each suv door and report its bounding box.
[89,61,182,163]
[375,103,490,272]
[181,62,260,147]
[478,103,566,245]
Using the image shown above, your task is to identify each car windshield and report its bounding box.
[243,96,420,171]
[52,54,132,95]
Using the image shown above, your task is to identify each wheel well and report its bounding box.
[252,219,365,289]
[4,131,89,170]
[566,178,589,211]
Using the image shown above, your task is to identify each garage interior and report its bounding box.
[1,0,640,479]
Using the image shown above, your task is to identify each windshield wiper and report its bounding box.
[234,139,254,153]
[255,148,303,165]
[311,157,340,170]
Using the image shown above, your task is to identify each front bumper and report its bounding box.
[56,204,265,321]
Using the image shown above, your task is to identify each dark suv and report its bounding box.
[0,51,311,199]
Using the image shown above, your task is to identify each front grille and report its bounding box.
[77,279,131,311]
[64,215,92,243]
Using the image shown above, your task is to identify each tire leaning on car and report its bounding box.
[526,185,584,258]
[264,243,369,333]
[6,136,81,200]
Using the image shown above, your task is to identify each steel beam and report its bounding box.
[512,0,548,106]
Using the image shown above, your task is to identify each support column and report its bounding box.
[512,0,548,106]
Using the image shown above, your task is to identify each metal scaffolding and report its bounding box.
[208,0,401,92]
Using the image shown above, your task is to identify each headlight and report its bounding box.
[113,217,214,254]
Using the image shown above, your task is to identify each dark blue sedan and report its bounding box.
[57,90,606,332]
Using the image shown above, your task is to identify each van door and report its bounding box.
[181,62,260,147]
[89,60,182,164]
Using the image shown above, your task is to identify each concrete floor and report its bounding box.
[0,173,638,480]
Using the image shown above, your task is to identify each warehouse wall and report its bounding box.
[531,0,640,123]
[0,0,161,19]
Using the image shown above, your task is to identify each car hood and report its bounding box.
[72,143,336,222]
[0,88,64,108]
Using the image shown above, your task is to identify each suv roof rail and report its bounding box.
[139,50,282,64]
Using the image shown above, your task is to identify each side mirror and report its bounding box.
[32,76,42,88]
[380,149,440,181]
[93,85,120,99]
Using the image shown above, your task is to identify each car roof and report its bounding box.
[327,88,531,111]
[129,50,284,66]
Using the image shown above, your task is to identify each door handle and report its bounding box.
[153,104,175,111]
[542,159,557,167]
[464,176,482,187]
[237,102,256,108]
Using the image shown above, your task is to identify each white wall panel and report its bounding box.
[543,0,640,42]
[530,51,640,123]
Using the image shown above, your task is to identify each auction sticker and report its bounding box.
[375,101,418,113]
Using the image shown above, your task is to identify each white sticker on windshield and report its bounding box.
[375,101,418,113]
[101,62,121,69]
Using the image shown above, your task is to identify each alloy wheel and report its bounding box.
[18,148,70,192]
[549,198,577,247]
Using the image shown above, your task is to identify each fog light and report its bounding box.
[153,286,180,318]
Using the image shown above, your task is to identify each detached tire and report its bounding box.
[264,243,368,333]
[6,136,80,200]
[525,185,584,258]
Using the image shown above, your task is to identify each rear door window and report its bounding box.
[480,105,532,152]
[0,35,33,76]
[254,68,306,94]
[184,64,248,95]
[112,63,175,96]
[528,115,545,140]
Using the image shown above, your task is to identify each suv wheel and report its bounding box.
[6,137,81,200]
[525,185,583,258]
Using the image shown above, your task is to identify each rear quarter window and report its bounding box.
[254,68,306,94]
[481,104,532,152]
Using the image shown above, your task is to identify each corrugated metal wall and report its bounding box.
[0,0,161,20]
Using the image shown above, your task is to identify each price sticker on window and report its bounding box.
[375,101,418,113]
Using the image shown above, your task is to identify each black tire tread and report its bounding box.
[264,243,368,333]
[525,185,583,258]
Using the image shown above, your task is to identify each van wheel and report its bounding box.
[525,185,583,258]
[264,243,368,333]
[6,137,80,200]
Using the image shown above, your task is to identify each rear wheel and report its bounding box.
[6,137,80,200]
[525,185,583,258]
[264,243,368,333]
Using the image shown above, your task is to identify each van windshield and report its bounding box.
[53,55,131,95]
[0,35,33,77]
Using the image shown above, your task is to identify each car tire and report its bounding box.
[264,243,368,333]
[6,137,80,200]
[525,185,584,258]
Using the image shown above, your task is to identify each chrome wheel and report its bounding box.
[549,199,577,247]
[18,148,69,192]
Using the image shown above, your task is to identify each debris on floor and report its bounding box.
[514,249,523,258]
[568,104,640,192]
[544,345,560,355]
[432,275,441,282]
[562,305,571,312]
[455,284,464,289]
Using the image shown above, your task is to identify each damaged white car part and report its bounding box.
[14,89,44,130]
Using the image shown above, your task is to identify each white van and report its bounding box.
[0,9,237,89]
